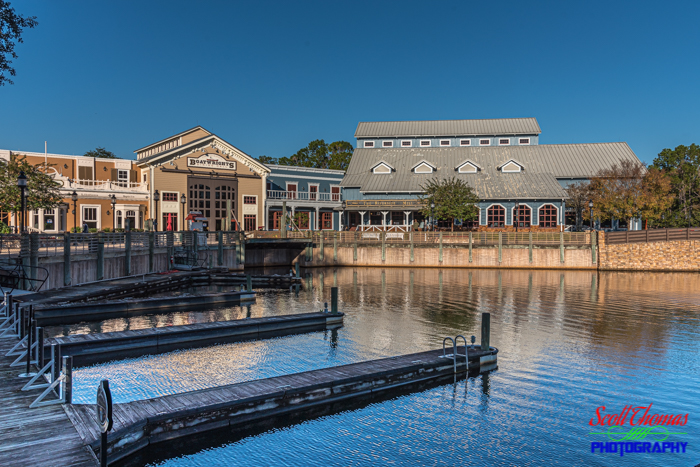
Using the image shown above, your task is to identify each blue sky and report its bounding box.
[1,0,699,163]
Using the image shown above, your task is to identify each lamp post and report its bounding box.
[341,200,346,230]
[588,200,594,230]
[180,194,186,231]
[17,171,27,234]
[515,201,519,233]
[153,190,160,232]
[430,201,435,231]
[71,191,78,233]
[110,194,117,231]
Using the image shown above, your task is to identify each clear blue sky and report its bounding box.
[2,0,699,163]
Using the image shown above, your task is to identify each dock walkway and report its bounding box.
[0,336,96,467]
[66,345,497,464]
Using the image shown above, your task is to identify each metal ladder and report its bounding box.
[441,335,470,374]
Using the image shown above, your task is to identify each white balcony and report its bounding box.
[267,190,341,203]
[56,176,149,193]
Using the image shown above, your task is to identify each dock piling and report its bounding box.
[481,312,491,351]
[295,262,300,278]
[246,274,252,292]
[37,327,44,369]
[331,287,338,314]
[63,356,73,404]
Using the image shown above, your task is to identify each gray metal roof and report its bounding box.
[354,118,542,138]
[340,142,641,200]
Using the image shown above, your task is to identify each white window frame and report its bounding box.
[401,140,412,147]
[498,138,510,146]
[308,183,319,201]
[420,140,431,147]
[439,139,450,147]
[485,203,507,226]
[457,161,479,173]
[81,205,101,230]
[500,160,523,173]
[511,203,533,226]
[537,203,560,227]
[479,139,491,146]
[330,185,341,202]
[382,140,393,148]
[243,195,258,205]
[364,141,375,148]
[372,163,393,174]
[413,162,434,174]
[117,169,129,182]
[519,137,531,145]
[460,139,471,146]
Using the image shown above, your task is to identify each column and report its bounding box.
[358,211,366,231]
[381,211,388,229]
[315,207,320,231]
[404,211,411,229]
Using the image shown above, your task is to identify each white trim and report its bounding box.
[519,137,531,145]
[413,162,434,174]
[498,138,510,146]
[382,140,393,148]
[401,140,412,147]
[372,163,393,174]
[500,160,523,173]
[80,204,101,230]
[459,139,471,146]
[456,160,480,173]
[307,183,319,201]
[537,203,560,227]
[330,184,341,202]
[285,181,298,193]
[479,139,491,146]
[419,140,431,147]
[364,141,375,148]
[439,139,450,147]
[485,203,506,226]
[511,203,533,227]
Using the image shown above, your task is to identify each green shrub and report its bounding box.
[89,228,98,233]
[103,227,111,233]
[0,222,11,234]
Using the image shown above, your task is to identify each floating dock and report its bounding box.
[65,345,498,464]
[48,312,344,366]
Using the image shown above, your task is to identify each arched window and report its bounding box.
[514,205,531,228]
[539,204,558,228]
[487,205,505,227]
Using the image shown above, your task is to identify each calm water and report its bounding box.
[67,268,699,466]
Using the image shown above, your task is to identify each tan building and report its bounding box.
[0,149,148,232]
[135,126,270,231]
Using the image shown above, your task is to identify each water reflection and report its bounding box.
[64,268,699,467]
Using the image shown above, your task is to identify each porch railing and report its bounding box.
[267,190,341,202]
[604,227,700,245]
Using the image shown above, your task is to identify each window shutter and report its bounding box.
[130,170,138,184]
[111,168,119,181]
[78,166,93,180]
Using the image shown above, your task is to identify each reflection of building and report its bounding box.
[135,126,269,231]
[0,149,148,232]
[265,165,344,230]
[341,118,642,231]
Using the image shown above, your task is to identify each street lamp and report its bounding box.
[430,201,435,231]
[110,194,117,231]
[153,190,160,232]
[588,200,594,230]
[515,200,519,233]
[71,191,78,232]
[180,194,186,231]
[17,171,27,234]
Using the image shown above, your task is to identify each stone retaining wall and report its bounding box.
[598,234,700,271]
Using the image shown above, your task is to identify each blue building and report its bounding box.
[341,118,643,231]
[265,165,344,231]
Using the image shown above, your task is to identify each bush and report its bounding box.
[0,222,11,234]
[103,227,111,233]
[89,228,98,233]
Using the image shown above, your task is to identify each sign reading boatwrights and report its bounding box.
[345,199,424,209]
[187,153,236,170]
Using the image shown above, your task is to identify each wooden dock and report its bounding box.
[65,345,498,464]
[0,336,96,466]
[48,312,344,366]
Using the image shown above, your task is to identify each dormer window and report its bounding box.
[412,160,436,174]
[498,159,524,173]
[456,160,480,173]
[439,140,450,146]
[479,139,490,146]
[519,138,531,145]
[420,140,430,147]
[401,140,412,147]
[460,139,471,146]
[372,161,394,174]
[364,141,375,148]
[499,138,510,145]
[382,140,393,148]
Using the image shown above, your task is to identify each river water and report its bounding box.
[65,268,699,466]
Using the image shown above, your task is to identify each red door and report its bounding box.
[287,184,297,199]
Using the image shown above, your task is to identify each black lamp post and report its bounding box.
[515,201,519,233]
[180,194,186,231]
[153,190,160,232]
[71,191,78,232]
[17,171,27,233]
[430,201,435,231]
[341,200,346,231]
[110,194,117,231]
[588,200,594,230]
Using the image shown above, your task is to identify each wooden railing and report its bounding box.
[604,228,700,245]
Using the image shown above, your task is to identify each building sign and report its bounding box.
[187,154,236,170]
[345,199,424,210]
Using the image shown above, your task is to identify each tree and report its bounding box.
[651,144,700,227]
[0,155,62,215]
[419,177,479,232]
[83,147,119,159]
[588,159,672,228]
[565,181,591,230]
[256,155,278,165]
[0,1,38,86]
[277,140,354,170]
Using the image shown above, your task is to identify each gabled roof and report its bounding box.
[497,159,525,171]
[456,160,481,172]
[411,160,436,171]
[371,161,394,172]
[134,126,210,153]
[355,118,541,138]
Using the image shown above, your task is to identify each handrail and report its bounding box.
[455,335,468,361]
[442,337,457,374]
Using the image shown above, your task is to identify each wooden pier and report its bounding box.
[0,337,96,466]
[65,345,498,464]
[48,312,344,366]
